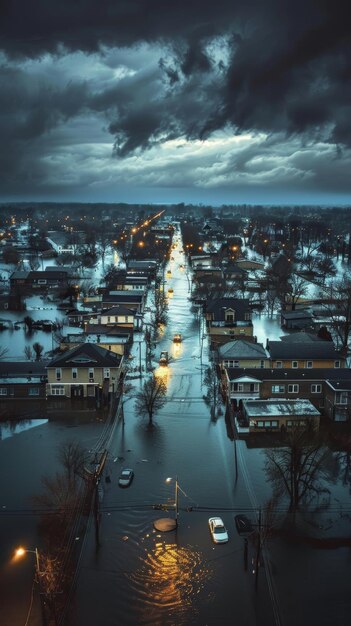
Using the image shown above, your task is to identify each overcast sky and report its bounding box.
[1,0,351,205]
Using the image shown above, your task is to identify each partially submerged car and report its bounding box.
[118,468,134,487]
[208,517,229,544]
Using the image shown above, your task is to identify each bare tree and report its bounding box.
[32,341,44,361]
[203,366,220,419]
[134,375,167,426]
[318,273,351,350]
[283,274,309,310]
[264,422,331,512]
[57,440,89,484]
[0,346,9,360]
[151,287,168,329]
[24,345,33,360]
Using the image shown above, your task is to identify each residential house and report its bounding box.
[0,361,48,400]
[60,329,132,356]
[46,231,85,255]
[205,297,253,345]
[224,366,351,417]
[10,268,70,292]
[280,309,314,330]
[218,339,269,369]
[243,399,321,433]
[46,344,123,400]
[325,379,351,422]
[86,305,136,328]
[267,340,344,369]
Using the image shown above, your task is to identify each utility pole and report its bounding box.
[255,507,262,589]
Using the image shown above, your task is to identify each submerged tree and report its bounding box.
[203,366,220,419]
[134,375,167,426]
[151,287,169,330]
[264,421,332,511]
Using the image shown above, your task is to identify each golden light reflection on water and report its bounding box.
[154,366,171,387]
[129,540,212,617]
[170,342,183,360]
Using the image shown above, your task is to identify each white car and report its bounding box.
[208,517,229,543]
[118,468,134,487]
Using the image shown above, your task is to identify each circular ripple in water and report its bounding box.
[128,541,213,624]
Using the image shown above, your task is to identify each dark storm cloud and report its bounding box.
[0,0,351,200]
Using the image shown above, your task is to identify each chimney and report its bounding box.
[266,338,269,350]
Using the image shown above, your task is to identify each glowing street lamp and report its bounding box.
[15,546,40,573]
[166,476,179,521]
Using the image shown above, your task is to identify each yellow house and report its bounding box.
[46,344,123,400]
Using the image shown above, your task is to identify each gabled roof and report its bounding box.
[219,340,268,359]
[48,344,122,368]
[280,331,327,343]
[101,305,135,316]
[268,341,341,360]
[206,297,250,321]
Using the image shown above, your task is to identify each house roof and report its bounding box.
[244,399,320,418]
[267,341,341,360]
[101,305,135,316]
[281,310,313,320]
[225,367,351,382]
[206,297,250,321]
[102,294,142,304]
[48,343,122,368]
[280,331,327,343]
[0,361,48,378]
[219,340,268,359]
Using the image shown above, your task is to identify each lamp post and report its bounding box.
[153,475,179,532]
[166,475,179,521]
[15,546,49,625]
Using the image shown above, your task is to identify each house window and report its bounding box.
[339,392,348,405]
[56,368,62,381]
[250,383,259,392]
[244,312,251,320]
[107,316,111,323]
[233,360,239,368]
[260,360,265,368]
[88,368,94,381]
[225,312,234,322]
[51,385,64,396]
[103,368,110,379]
[334,360,340,368]
[124,316,129,322]
[0,388,8,396]
[311,384,321,393]
[275,361,282,368]
[292,361,298,368]
[72,368,78,379]
[29,388,40,396]
[288,384,299,393]
[238,383,244,392]
[87,385,95,397]
[272,385,285,393]
[257,421,265,428]
[239,329,246,334]
[307,361,313,368]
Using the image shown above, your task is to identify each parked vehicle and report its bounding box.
[118,468,134,487]
[234,514,253,535]
[208,517,229,543]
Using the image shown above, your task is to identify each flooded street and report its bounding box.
[0,234,350,626]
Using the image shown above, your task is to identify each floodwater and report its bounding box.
[1,235,350,626]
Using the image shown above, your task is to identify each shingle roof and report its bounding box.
[219,340,267,359]
[280,332,327,343]
[267,341,341,360]
[206,297,250,321]
[48,344,122,368]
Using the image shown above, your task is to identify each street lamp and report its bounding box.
[166,476,179,521]
[15,546,40,574]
